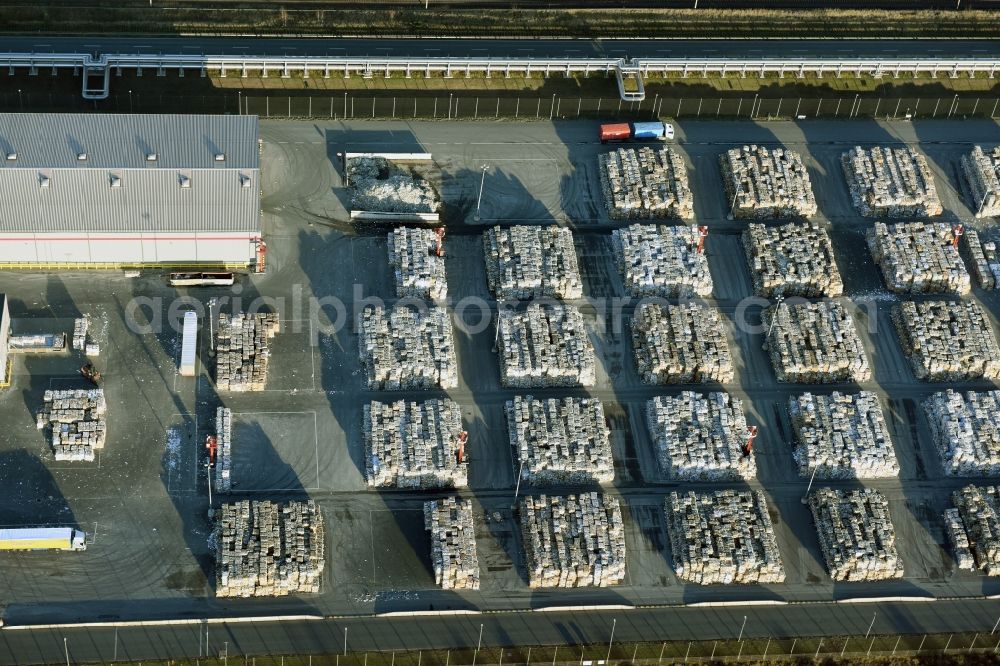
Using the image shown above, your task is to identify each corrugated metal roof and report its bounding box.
[0,114,258,170]
[0,168,260,233]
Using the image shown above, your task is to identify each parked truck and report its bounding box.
[0,528,87,552]
[599,121,675,143]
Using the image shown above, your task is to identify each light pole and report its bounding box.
[802,465,818,504]
[63,637,69,666]
[344,627,348,656]
[475,165,488,220]
[738,615,747,642]
[129,89,133,113]
[206,461,213,508]
[865,612,877,640]
[237,90,242,116]
[473,623,484,666]
[606,618,616,663]
[18,89,22,110]
[513,458,525,508]
[764,295,785,348]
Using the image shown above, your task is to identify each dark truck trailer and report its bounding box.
[599,121,675,143]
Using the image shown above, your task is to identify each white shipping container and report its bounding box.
[180,311,198,377]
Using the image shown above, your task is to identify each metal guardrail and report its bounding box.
[2,51,999,101]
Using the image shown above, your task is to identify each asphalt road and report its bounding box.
[2,37,1000,60]
[4,599,1000,664]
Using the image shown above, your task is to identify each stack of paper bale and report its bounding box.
[215,500,325,597]
[498,304,595,388]
[764,301,871,383]
[893,300,1000,381]
[868,222,970,294]
[789,391,898,479]
[388,227,447,301]
[506,395,613,485]
[36,389,107,462]
[631,303,734,384]
[742,222,842,297]
[925,389,1000,476]
[961,229,1000,290]
[483,226,583,300]
[949,485,1000,575]
[215,407,233,493]
[842,146,942,218]
[364,399,468,488]
[424,497,480,590]
[808,488,904,582]
[358,305,458,390]
[721,145,817,219]
[519,493,626,588]
[943,506,976,571]
[646,392,755,481]
[72,316,89,351]
[611,224,712,298]
[666,490,785,585]
[215,312,280,392]
[598,146,694,220]
[348,156,439,214]
[961,146,1000,219]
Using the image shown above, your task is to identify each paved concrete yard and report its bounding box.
[2,120,1000,626]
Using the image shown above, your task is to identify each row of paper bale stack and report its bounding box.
[215,500,325,597]
[892,300,1000,381]
[789,392,898,479]
[358,305,458,390]
[666,490,785,585]
[348,157,439,214]
[809,488,904,582]
[961,229,1000,290]
[365,399,468,488]
[646,392,756,481]
[215,312,280,392]
[484,226,583,300]
[72,316,88,351]
[598,147,694,220]
[868,222,969,294]
[507,396,613,485]
[388,227,447,301]
[631,303,734,384]
[948,485,1000,575]
[37,389,107,462]
[764,301,871,383]
[424,498,480,590]
[961,146,1000,219]
[721,146,817,219]
[842,146,942,218]
[498,304,595,387]
[612,224,712,298]
[215,407,233,492]
[925,389,1000,476]
[519,493,626,588]
[943,507,976,571]
[742,222,843,297]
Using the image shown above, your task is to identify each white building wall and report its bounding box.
[0,232,256,266]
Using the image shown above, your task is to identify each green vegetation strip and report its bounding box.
[3,6,1000,38]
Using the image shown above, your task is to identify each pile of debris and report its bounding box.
[948,485,1000,575]
[388,227,447,301]
[358,305,458,390]
[215,500,325,598]
[483,226,583,300]
[36,389,107,462]
[666,490,785,585]
[519,493,626,588]
[348,157,439,214]
[215,312,280,392]
[598,146,694,220]
[961,146,1000,219]
[506,395,613,485]
[498,304,595,388]
[214,407,233,493]
[721,145,817,219]
[424,497,480,590]
[842,146,942,218]
[808,488,904,582]
[631,303,734,384]
[742,222,843,297]
[764,301,870,383]
[364,399,468,488]
[961,229,1000,290]
[867,222,970,294]
[789,391,898,479]
[893,300,1000,381]
[646,392,756,481]
[943,506,976,571]
[925,389,1000,476]
[611,224,712,298]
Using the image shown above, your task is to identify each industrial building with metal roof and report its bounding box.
[0,113,261,268]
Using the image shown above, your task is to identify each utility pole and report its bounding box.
[802,465,818,504]
[475,165,488,220]
[738,616,747,642]
[344,627,348,656]
[866,612,877,640]
[513,459,525,508]
[207,461,213,508]
[473,623,484,666]
[63,638,69,666]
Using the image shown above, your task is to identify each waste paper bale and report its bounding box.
[365,399,468,488]
[867,222,969,294]
[214,407,233,493]
[215,312,280,392]
[950,485,1000,575]
[631,303,733,384]
[348,156,439,214]
[666,489,785,585]
[358,304,458,390]
[612,224,712,298]
[808,488,904,582]
[498,304,595,388]
[721,145,817,219]
[764,301,870,383]
[37,389,107,462]
[961,229,1000,290]
[388,226,447,300]
[842,146,942,218]
[424,497,480,590]
[743,222,842,297]
[484,226,583,300]
[943,507,976,571]
[598,146,693,220]
[961,146,1000,219]
[925,389,1000,476]
[507,395,613,485]
[893,300,1000,381]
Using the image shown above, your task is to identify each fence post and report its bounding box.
[434,98,438,118]
[392,97,396,118]
[414,98,417,118]
[868,639,875,656]
[717,98,722,117]
[737,641,744,660]
[652,93,659,118]
[893,99,901,118]
[658,643,665,663]
[874,98,880,117]
[841,639,848,657]
[815,639,823,659]
[736,98,742,117]
[970,633,979,653]
[696,98,702,117]
[597,98,602,114]
[351,97,354,118]
[265,96,269,117]
[992,98,999,118]
[790,638,797,655]
[578,98,582,117]
[710,642,716,660]
[816,99,822,117]
[972,98,980,116]
[553,646,557,665]
[537,98,541,118]
[918,635,926,654]
[892,636,900,656]
[834,99,841,117]
[631,645,637,663]
[932,98,941,117]
[496,97,500,118]
[372,98,376,118]
[684,642,691,662]
[527,647,531,665]
[288,96,291,118]
[550,94,556,120]
[775,98,782,117]
[794,98,801,117]
[515,98,520,118]
[475,97,479,118]
[330,97,333,118]
[308,97,312,117]
[944,634,953,654]
[676,99,682,117]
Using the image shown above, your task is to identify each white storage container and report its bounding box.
[179,311,198,377]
